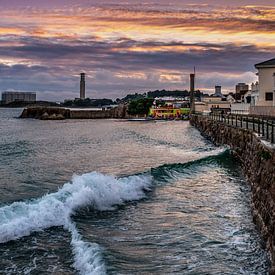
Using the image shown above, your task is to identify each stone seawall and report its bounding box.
[190,115,275,274]
[19,105,129,120]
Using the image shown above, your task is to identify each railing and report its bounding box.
[205,113,275,144]
[250,106,275,117]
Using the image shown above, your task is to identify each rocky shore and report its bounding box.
[190,114,275,274]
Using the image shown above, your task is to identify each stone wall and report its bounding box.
[19,105,129,120]
[190,115,275,274]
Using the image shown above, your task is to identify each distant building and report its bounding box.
[80,73,86,99]
[1,91,36,104]
[197,94,230,114]
[233,82,250,102]
[213,85,225,98]
[235,83,249,94]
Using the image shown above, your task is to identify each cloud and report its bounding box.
[0,2,274,99]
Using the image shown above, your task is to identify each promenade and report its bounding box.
[206,113,275,144]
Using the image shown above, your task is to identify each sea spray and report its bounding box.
[65,221,106,275]
[0,172,152,274]
[0,172,152,243]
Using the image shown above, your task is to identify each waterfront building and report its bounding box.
[196,94,230,114]
[149,106,189,119]
[1,91,36,104]
[150,97,190,118]
[249,58,275,116]
[254,58,275,106]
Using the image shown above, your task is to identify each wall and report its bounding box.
[230,103,250,115]
[190,115,275,274]
[20,105,128,119]
[250,106,275,117]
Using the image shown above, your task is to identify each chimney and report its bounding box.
[190,73,195,114]
[80,73,85,99]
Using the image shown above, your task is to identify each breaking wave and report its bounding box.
[0,172,152,274]
[0,147,228,274]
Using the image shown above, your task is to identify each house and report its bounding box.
[250,58,275,116]
[255,58,275,106]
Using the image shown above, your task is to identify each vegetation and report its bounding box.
[118,93,146,103]
[118,89,203,103]
[127,98,154,116]
[63,98,114,107]
[258,150,272,160]
[147,89,189,98]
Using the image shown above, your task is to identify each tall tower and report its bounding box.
[80,73,85,99]
[190,72,195,114]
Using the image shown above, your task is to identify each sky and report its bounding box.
[0,0,274,101]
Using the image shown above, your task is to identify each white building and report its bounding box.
[255,58,275,106]
[1,91,36,104]
[250,58,275,116]
[250,82,259,106]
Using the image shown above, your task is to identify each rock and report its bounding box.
[56,114,65,120]
[40,112,49,120]
[48,113,56,120]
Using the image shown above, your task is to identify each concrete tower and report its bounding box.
[80,73,86,99]
[190,73,195,114]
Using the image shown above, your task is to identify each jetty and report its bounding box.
[19,105,128,120]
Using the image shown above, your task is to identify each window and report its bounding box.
[265,92,273,101]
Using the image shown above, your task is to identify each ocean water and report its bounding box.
[0,108,270,274]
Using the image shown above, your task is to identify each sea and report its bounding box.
[0,108,270,274]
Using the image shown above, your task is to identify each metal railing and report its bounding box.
[205,113,275,144]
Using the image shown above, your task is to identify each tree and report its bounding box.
[127,98,154,116]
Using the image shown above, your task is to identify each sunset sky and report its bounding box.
[0,0,274,100]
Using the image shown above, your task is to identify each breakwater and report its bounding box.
[190,114,275,274]
[19,105,128,120]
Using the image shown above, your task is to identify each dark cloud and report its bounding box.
[0,1,274,100]
[0,37,274,100]
[0,37,273,72]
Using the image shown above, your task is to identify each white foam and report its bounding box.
[0,172,152,274]
[66,221,106,275]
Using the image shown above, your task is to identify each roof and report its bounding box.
[255,58,275,68]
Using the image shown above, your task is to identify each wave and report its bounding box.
[151,147,229,182]
[66,221,106,275]
[0,147,228,274]
[0,172,152,274]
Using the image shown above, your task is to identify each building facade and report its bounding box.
[1,91,36,104]
[250,82,259,106]
[255,58,275,107]
[235,83,249,94]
